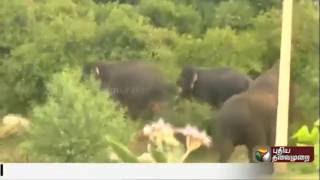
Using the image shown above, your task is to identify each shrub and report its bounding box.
[161,100,214,135]
[174,27,265,74]
[0,0,99,115]
[25,68,136,162]
[290,120,320,173]
[95,4,150,60]
[211,0,256,30]
[138,0,176,28]
[138,0,201,35]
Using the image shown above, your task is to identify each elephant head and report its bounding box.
[82,62,113,89]
[176,66,198,99]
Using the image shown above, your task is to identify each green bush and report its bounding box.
[95,4,150,60]
[174,4,201,35]
[291,0,319,123]
[161,100,213,134]
[290,120,320,173]
[174,27,265,74]
[25,69,136,162]
[211,0,256,30]
[0,0,99,115]
[138,0,175,28]
[138,0,201,35]
[249,8,281,69]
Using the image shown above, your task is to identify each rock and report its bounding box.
[0,114,30,139]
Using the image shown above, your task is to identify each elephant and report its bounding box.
[176,66,252,108]
[82,61,174,120]
[214,63,298,163]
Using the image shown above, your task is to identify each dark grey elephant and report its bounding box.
[82,61,173,120]
[176,66,252,108]
[213,63,298,164]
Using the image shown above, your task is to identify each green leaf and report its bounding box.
[150,148,167,163]
[291,125,311,142]
[310,127,320,144]
[106,137,139,163]
[292,124,319,144]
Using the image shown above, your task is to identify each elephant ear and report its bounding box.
[190,72,198,89]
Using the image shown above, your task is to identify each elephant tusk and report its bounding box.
[95,67,100,76]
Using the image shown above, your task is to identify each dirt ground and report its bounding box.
[0,136,28,162]
[186,145,249,163]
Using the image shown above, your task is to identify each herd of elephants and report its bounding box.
[82,60,297,163]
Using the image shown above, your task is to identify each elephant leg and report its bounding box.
[247,147,254,163]
[269,112,277,146]
[218,138,234,163]
[246,127,267,163]
[269,121,276,146]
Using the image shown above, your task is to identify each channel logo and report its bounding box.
[255,147,271,162]
[253,146,314,163]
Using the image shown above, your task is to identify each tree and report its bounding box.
[211,0,256,30]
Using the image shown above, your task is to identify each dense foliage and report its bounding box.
[24,69,136,162]
[0,0,318,164]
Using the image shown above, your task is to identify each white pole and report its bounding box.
[274,0,293,174]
